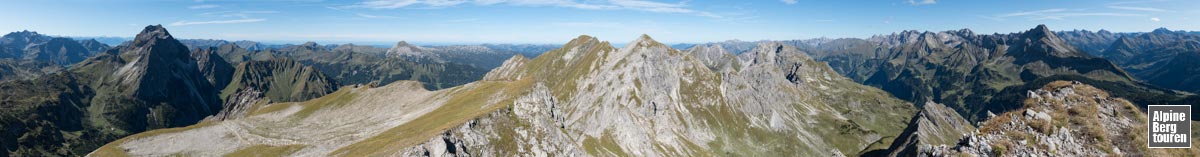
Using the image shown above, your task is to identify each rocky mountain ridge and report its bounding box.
[795,25,1181,122]
[1,25,224,156]
[1098,28,1200,93]
[884,101,975,156]
[91,34,918,156]
[221,59,339,103]
[0,31,110,82]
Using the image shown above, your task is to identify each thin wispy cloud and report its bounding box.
[1151,17,1161,21]
[977,15,1004,21]
[189,4,219,9]
[1107,0,1172,5]
[326,6,402,19]
[199,10,279,19]
[345,0,721,18]
[906,0,936,5]
[480,0,614,10]
[446,18,480,22]
[608,0,690,13]
[1031,13,1142,20]
[780,0,797,5]
[351,0,608,10]
[998,8,1067,17]
[356,13,401,19]
[991,8,1142,21]
[1107,6,1168,12]
[182,10,275,26]
[552,21,624,28]
[170,19,265,26]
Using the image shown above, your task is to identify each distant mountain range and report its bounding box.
[92,34,919,156]
[1,24,1198,156]
[2,25,222,156]
[0,25,544,156]
[1084,28,1200,93]
[803,25,1157,122]
[0,31,110,82]
[689,25,1200,122]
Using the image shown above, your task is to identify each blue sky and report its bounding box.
[2,0,1198,44]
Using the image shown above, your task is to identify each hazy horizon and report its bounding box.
[4,0,1198,44]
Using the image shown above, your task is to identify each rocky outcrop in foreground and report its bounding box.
[886,101,976,156]
[921,81,1199,156]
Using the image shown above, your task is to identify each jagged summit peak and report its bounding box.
[637,34,653,41]
[136,24,172,40]
[301,41,318,46]
[954,28,975,35]
[1152,27,1173,34]
[391,40,423,50]
[1024,24,1056,38]
[295,42,326,51]
[627,34,664,48]
[2,30,49,43]
[1014,24,1090,58]
[900,30,924,35]
[1033,24,1050,31]
[126,24,182,50]
[394,41,412,47]
[386,40,424,56]
[7,30,38,35]
[562,35,607,48]
[4,30,42,38]
[575,34,595,39]
[568,35,598,43]
[123,24,190,54]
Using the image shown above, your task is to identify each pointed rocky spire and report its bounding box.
[134,25,173,42]
[1033,24,1051,32]
[1014,24,1088,57]
[1022,24,1057,40]
[122,24,192,57]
